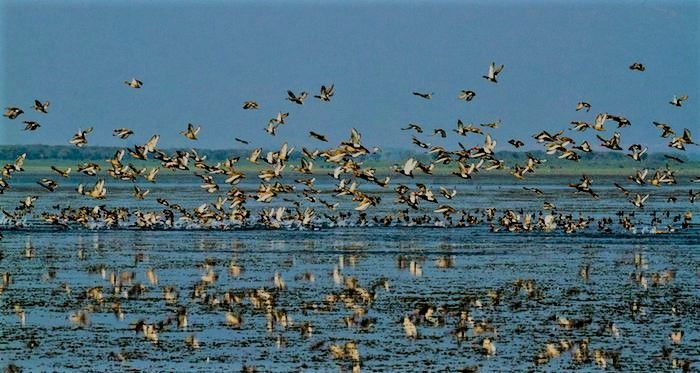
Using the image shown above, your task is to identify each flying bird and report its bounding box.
[286,90,309,105]
[180,123,201,140]
[458,90,476,101]
[629,63,645,71]
[669,95,688,107]
[483,62,504,83]
[32,100,49,113]
[314,84,335,101]
[124,78,143,88]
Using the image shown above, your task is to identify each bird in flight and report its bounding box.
[124,78,143,88]
[412,91,433,100]
[483,62,504,83]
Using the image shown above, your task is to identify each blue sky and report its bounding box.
[1,0,698,152]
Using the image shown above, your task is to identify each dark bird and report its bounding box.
[458,90,476,101]
[286,90,309,105]
[412,91,433,100]
[629,63,645,71]
[309,131,328,142]
[314,84,335,101]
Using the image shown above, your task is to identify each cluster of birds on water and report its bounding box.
[1,62,698,235]
[0,236,694,372]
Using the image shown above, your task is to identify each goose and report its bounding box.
[592,113,608,131]
[265,120,279,136]
[180,123,200,140]
[271,112,289,124]
[401,123,423,133]
[608,114,631,128]
[613,183,630,196]
[69,127,93,147]
[397,158,418,177]
[669,129,694,150]
[629,62,645,71]
[439,186,457,199]
[77,179,106,199]
[457,90,476,101]
[575,101,591,112]
[37,178,58,192]
[29,99,50,114]
[508,139,524,148]
[314,84,335,101]
[523,187,544,195]
[669,95,688,107]
[3,107,23,119]
[124,78,143,88]
[653,122,675,137]
[412,91,433,99]
[482,62,504,83]
[569,175,599,199]
[573,140,591,152]
[630,193,649,208]
[309,131,328,142]
[597,132,622,150]
[51,166,71,177]
[626,144,647,161]
[629,168,648,185]
[403,316,418,338]
[431,128,447,138]
[412,136,430,149]
[453,159,483,179]
[113,128,134,139]
[144,167,159,182]
[286,90,308,105]
[242,101,259,110]
[570,121,590,131]
[664,155,684,163]
[22,121,40,131]
[247,147,262,163]
[480,120,500,129]
[454,119,483,136]
[133,185,150,199]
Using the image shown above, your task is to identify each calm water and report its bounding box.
[1,176,698,371]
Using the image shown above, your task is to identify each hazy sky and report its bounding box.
[1,0,698,152]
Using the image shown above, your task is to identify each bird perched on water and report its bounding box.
[483,62,504,83]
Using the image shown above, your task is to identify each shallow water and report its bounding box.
[1,227,698,372]
[1,174,699,371]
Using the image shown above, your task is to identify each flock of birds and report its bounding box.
[1,61,698,236]
[1,63,698,372]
